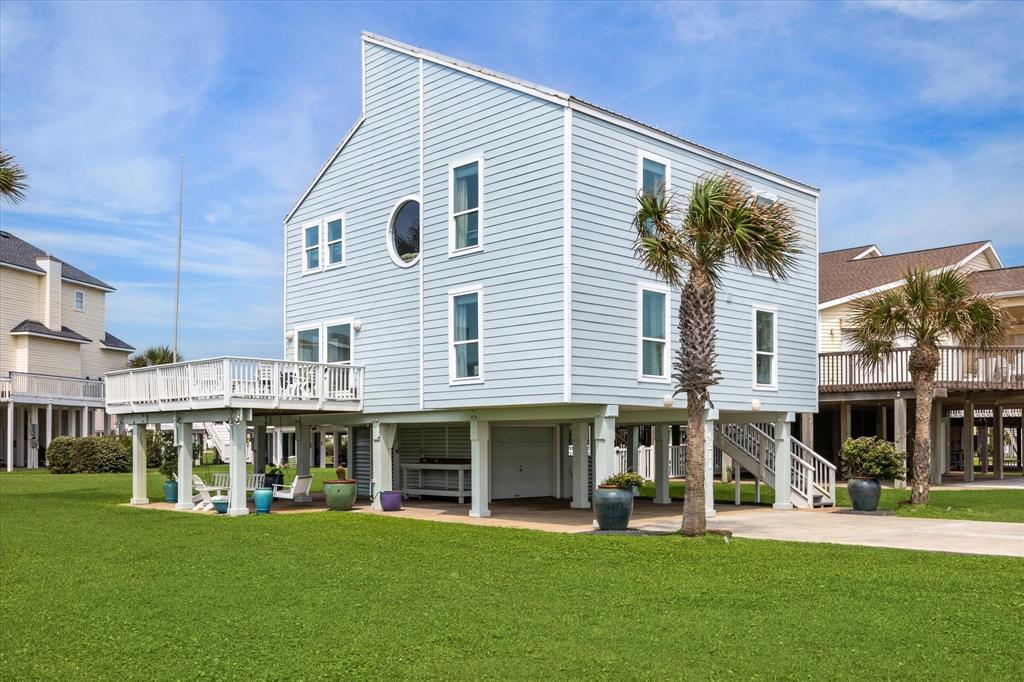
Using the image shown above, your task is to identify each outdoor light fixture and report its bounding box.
[751,399,762,411]
[352,320,363,332]
[285,330,295,341]
[663,394,674,407]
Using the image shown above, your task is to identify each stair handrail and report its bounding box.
[790,437,836,503]
[790,452,815,506]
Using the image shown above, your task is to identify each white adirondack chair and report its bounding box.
[273,475,313,501]
[192,473,225,511]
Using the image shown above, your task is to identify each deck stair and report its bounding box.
[200,422,252,464]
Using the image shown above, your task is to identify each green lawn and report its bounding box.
[2,471,1023,680]
[636,480,1024,523]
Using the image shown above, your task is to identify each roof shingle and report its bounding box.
[0,230,114,290]
[10,320,91,343]
[966,266,1024,296]
[102,331,135,351]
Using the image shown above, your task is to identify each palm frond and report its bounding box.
[0,149,29,204]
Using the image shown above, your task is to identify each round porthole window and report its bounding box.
[387,198,420,267]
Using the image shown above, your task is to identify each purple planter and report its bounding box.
[379,490,403,512]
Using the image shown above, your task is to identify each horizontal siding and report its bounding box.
[285,43,420,412]
[571,111,818,413]
[421,60,565,408]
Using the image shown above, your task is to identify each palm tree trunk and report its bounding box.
[682,395,707,536]
[909,347,939,505]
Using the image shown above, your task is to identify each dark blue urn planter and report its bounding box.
[593,486,634,530]
[847,477,881,511]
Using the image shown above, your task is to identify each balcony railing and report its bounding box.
[819,346,1024,393]
[104,357,364,414]
[2,372,105,404]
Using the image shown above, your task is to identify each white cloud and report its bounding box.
[865,1,978,21]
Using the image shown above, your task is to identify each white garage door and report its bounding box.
[491,426,554,500]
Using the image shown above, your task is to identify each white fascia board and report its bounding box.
[956,241,1001,270]
[851,246,881,260]
[63,277,115,292]
[283,116,365,224]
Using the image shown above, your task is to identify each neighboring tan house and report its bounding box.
[1,230,134,470]
[106,33,835,517]
[807,240,1024,483]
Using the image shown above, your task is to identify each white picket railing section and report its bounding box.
[0,378,10,402]
[5,372,105,403]
[105,357,364,413]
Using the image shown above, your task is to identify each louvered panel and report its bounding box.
[446,424,471,458]
[352,426,372,496]
[422,425,448,459]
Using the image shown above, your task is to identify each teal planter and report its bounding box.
[211,496,229,514]
[848,477,881,511]
[163,480,178,504]
[593,486,633,530]
[253,487,273,515]
[324,480,358,511]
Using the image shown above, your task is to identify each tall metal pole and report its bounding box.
[172,156,183,363]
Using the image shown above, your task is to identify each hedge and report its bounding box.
[46,435,132,474]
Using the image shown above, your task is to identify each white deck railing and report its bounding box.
[105,357,364,414]
[4,372,105,403]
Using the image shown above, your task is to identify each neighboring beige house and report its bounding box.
[806,240,1024,483]
[1,230,134,470]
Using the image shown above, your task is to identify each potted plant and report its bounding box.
[594,472,647,530]
[324,469,357,512]
[265,464,286,488]
[159,447,178,503]
[841,437,906,512]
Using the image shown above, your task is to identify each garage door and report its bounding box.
[491,426,554,499]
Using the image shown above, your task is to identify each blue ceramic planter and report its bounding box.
[211,496,229,514]
[848,477,881,511]
[253,487,273,515]
[163,480,178,503]
[593,486,634,530]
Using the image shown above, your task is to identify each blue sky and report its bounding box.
[1,0,1022,359]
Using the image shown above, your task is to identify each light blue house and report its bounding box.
[107,34,832,517]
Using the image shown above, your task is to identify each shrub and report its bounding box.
[600,472,648,489]
[71,437,101,472]
[87,436,131,473]
[46,436,76,474]
[158,444,178,481]
[841,437,906,481]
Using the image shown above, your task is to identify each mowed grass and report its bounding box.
[2,471,1023,680]
[636,480,1024,523]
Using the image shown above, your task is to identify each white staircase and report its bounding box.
[200,422,252,463]
[714,422,836,508]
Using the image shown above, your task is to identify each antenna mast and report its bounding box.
[172,156,183,363]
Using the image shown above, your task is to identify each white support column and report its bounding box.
[963,401,974,482]
[571,421,589,509]
[80,406,89,438]
[131,424,148,504]
[45,403,53,455]
[175,421,194,510]
[68,408,76,438]
[994,405,1004,480]
[332,431,341,469]
[14,406,24,467]
[893,398,907,489]
[227,415,249,516]
[592,407,617,491]
[703,414,716,518]
[470,417,491,518]
[296,424,311,477]
[28,406,39,468]
[254,424,267,474]
[628,425,639,472]
[346,427,355,473]
[799,412,814,449]
[773,414,793,510]
[721,453,731,483]
[6,400,14,472]
[654,423,670,504]
[734,460,741,506]
[370,420,396,510]
[274,428,284,466]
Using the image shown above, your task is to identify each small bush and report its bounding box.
[159,444,178,481]
[87,436,131,473]
[600,472,648,489]
[45,436,76,474]
[841,437,906,480]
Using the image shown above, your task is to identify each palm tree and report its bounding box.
[848,267,1009,504]
[0,149,29,204]
[128,345,180,368]
[633,173,801,535]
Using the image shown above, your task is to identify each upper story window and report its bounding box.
[450,157,482,255]
[74,290,84,311]
[325,215,345,267]
[450,287,482,383]
[638,284,669,381]
[325,322,352,363]
[754,307,777,390]
[637,151,670,234]
[387,197,421,267]
[303,224,320,273]
[296,327,320,362]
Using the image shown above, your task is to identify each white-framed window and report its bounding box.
[295,325,321,362]
[449,286,483,383]
[324,320,353,364]
[637,283,670,382]
[636,151,671,234]
[387,196,421,267]
[749,190,780,278]
[74,290,85,311]
[302,222,321,273]
[753,306,777,390]
[324,213,345,268]
[449,155,483,256]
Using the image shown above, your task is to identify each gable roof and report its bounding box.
[284,33,818,223]
[819,241,994,306]
[966,266,1024,296]
[10,320,91,344]
[101,331,135,352]
[0,231,114,291]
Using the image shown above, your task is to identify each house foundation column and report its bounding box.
[893,398,907,488]
[371,420,396,510]
[592,407,617,492]
[131,424,148,504]
[28,406,39,469]
[839,402,852,445]
[80,407,89,437]
[963,401,974,482]
[929,402,943,485]
[703,412,716,518]
[799,412,814,449]
[227,415,248,516]
[773,414,793,510]
[6,401,14,472]
[994,405,1004,480]
[253,424,267,474]
[654,424,670,504]
[470,417,491,518]
[274,428,284,466]
[571,421,589,509]
[45,403,53,456]
[175,421,194,510]
[346,428,355,473]
[295,423,313,502]
[878,405,887,440]
[978,420,989,475]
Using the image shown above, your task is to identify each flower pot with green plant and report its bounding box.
[265,464,286,488]
[593,472,647,530]
[841,437,906,512]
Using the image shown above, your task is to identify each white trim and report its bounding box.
[73,290,85,312]
[448,284,484,385]
[385,195,422,268]
[283,116,365,223]
[292,323,321,362]
[361,35,367,114]
[447,153,484,257]
[752,305,778,392]
[63,278,114,293]
[851,245,881,260]
[300,220,322,275]
[814,197,820,407]
[418,57,425,410]
[562,107,573,402]
[636,149,671,197]
[322,317,355,364]
[10,330,89,344]
[637,281,671,383]
[100,344,133,353]
[322,212,347,270]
